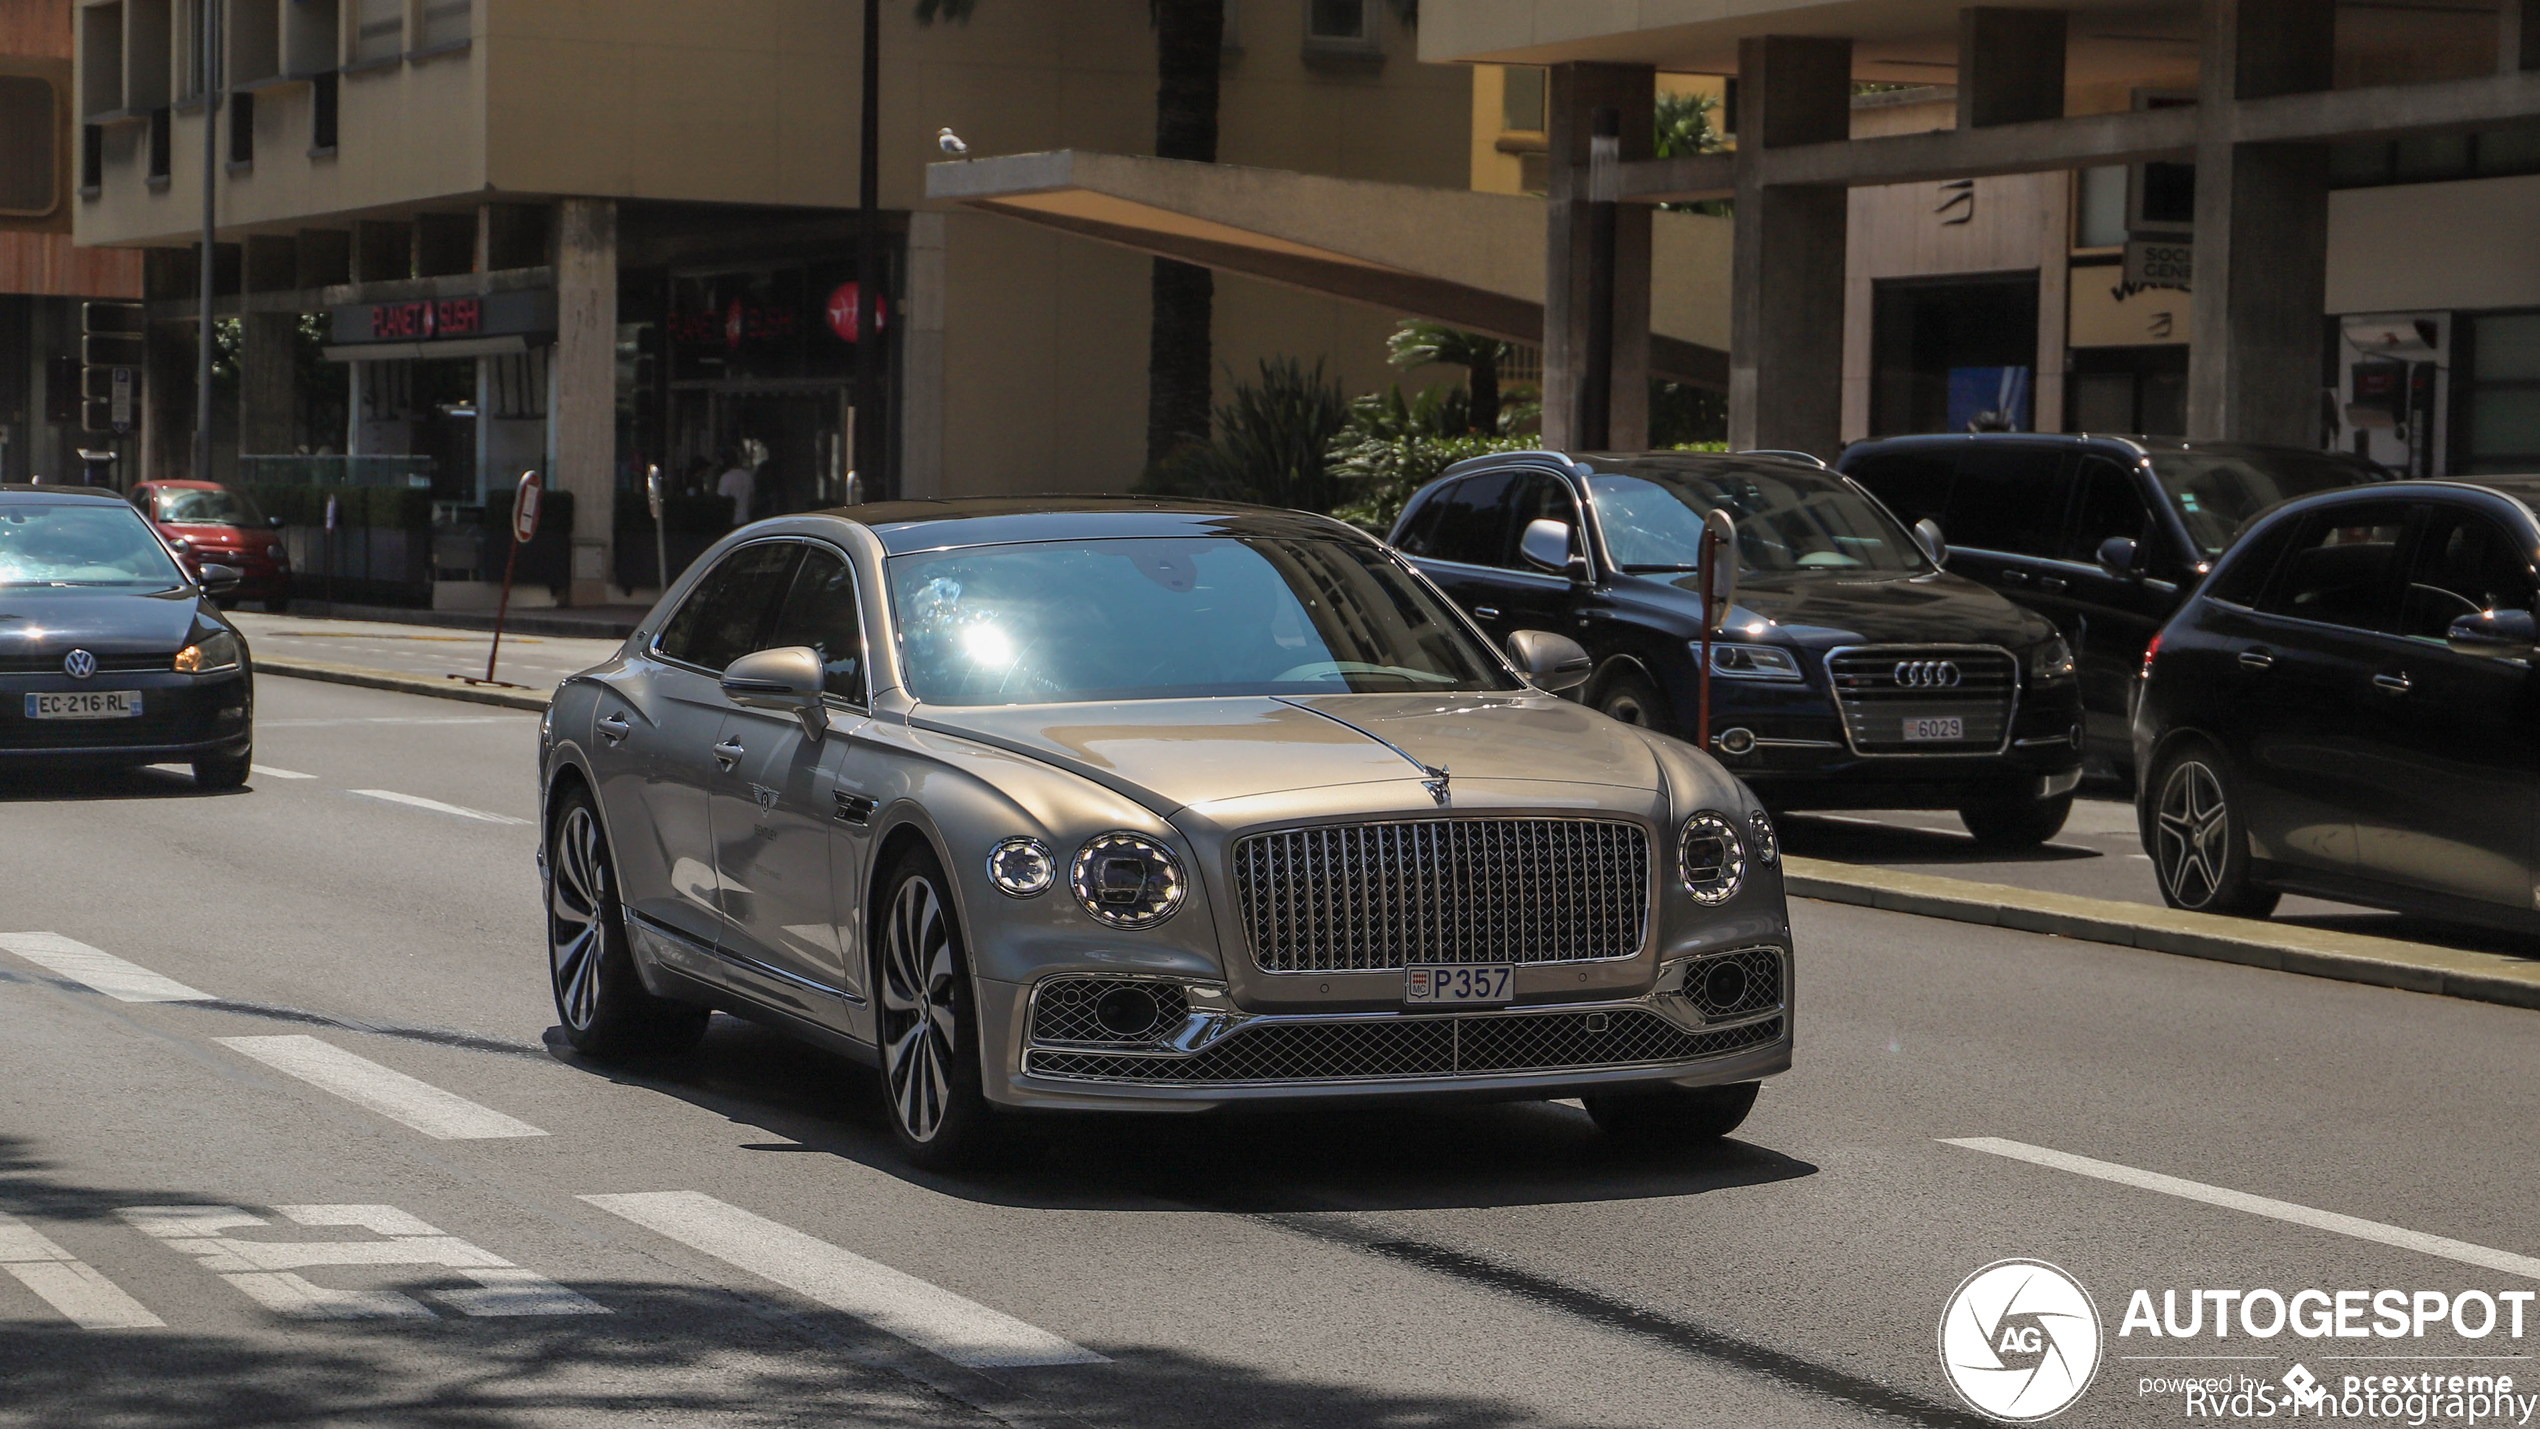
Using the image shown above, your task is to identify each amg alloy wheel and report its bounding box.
[876,848,996,1168]
[1594,669,1668,730]
[547,787,709,1058]
[2148,743,2279,918]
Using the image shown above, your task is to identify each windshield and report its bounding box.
[154,487,266,526]
[0,503,188,589]
[888,536,1517,705]
[1589,466,1930,574]
[2152,451,2383,556]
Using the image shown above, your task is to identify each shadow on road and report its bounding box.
[1775,813,2101,866]
[546,1018,1818,1217]
[0,764,245,803]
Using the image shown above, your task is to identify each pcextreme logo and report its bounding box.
[1940,1259,2107,1422]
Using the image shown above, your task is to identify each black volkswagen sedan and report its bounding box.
[2134,477,2540,930]
[1391,451,2085,844]
[0,486,254,786]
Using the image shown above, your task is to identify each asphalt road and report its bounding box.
[2,672,2533,1427]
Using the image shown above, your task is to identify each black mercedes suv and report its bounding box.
[1391,450,2085,845]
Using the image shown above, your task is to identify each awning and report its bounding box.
[322,334,545,362]
[927,150,1731,389]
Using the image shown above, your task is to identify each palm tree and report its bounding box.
[1386,320,1508,435]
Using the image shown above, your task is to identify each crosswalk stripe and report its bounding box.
[0,1210,163,1329]
[217,1035,547,1140]
[347,789,531,825]
[581,1191,1105,1368]
[0,932,210,1003]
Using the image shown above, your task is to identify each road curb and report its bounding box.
[253,656,552,712]
[1784,856,2540,1012]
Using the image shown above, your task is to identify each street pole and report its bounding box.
[853,0,883,500]
[195,0,221,484]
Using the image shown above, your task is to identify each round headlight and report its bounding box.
[1679,812,1747,904]
[986,837,1055,897]
[1070,833,1186,928]
[1748,809,1779,866]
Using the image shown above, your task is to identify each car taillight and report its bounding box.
[2140,630,2163,680]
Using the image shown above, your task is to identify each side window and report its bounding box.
[1418,470,1513,566]
[2202,515,2300,607]
[1940,445,2071,558]
[1844,451,1954,527]
[765,546,868,701]
[2396,506,2538,641]
[1498,471,1580,568]
[655,541,803,672]
[2255,503,2411,632]
[2061,459,2156,566]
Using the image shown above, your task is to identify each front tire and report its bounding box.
[547,786,710,1058]
[2147,741,2280,918]
[1958,791,2073,848]
[1585,1081,1758,1145]
[1593,668,1670,731]
[875,847,999,1170]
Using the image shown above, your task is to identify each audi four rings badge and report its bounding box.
[1893,660,1962,688]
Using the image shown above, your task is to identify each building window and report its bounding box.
[1502,66,1546,134]
[178,0,214,100]
[2074,166,2127,249]
[1870,273,2040,436]
[0,75,58,216]
[228,89,253,166]
[353,0,403,64]
[148,106,171,182]
[417,0,470,51]
[82,123,104,195]
[1308,0,1368,41]
[311,70,338,152]
[2460,312,2540,474]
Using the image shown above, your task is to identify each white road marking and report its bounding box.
[249,764,316,780]
[347,789,531,825]
[0,932,210,1003]
[259,716,526,728]
[0,1209,163,1328]
[1945,1137,2540,1281]
[216,1036,547,1140]
[119,1204,606,1319]
[582,1191,1105,1368]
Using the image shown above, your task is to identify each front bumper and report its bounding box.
[0,669,252,763]
[975,945,1792,1113]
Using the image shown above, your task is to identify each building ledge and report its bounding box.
[408,38,472,63]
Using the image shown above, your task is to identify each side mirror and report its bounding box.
[2095,535,2141,579]
[1914,518,1948,567]
[722,645,829,739]
[1518,518,1588,581]
[2447,608,2538,662]
[1507,629,1592,693]
[197,563,243,595]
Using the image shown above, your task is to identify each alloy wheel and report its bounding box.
[880,874,960,1144]
[549,805,609,1031]
[2155,760,2231,908]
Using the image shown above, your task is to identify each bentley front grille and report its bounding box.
[1023,1010,1782,1085]
[1825,647,2018,755]
[1233,817,1650,973]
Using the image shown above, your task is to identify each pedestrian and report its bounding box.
[715,447,756,529]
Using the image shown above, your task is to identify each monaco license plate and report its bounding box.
[1406,964,1514,1006]
[1903,715,1964,742]
[26,690,143,720]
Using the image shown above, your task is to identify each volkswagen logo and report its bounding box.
[1893,659,1962,689]
[62,649,96,680]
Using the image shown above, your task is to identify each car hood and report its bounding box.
[0,586,213,656]
[914,693,1667,815]
[1644,568,2053,648]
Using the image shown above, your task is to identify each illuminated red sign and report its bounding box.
[368,298,484,342]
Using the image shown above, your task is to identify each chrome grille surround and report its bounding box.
[1020,947,1788,1087]
[1823,645,2020,756]
[1233,816,1651,974]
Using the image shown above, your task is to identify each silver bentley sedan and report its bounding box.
[537,499,1793,1167]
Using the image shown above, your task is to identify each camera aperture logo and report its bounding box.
[1942,1259,2106,1422]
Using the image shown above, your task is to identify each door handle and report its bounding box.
[2372,671,2412,695]
[1472,607,1501,620]
[2036,575,2068,593]
[2000,571,2029,586]
[596,711,631,745]
[711,737,745,769]
[2237,648,2275,671]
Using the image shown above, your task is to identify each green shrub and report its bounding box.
[1140,357,1352,512]
[1327,431,1538,535]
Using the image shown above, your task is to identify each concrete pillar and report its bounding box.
[2187,0,2335,445]
[1728,36,1851,458]
[1957,8,2065,129]
[2505,0,2540,73]
[898,211,946,500]
[141,248,194,484]
[1542,62,1654,452]
[552,198,617,606]
[238,237,298,459]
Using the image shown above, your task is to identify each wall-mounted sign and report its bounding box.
[825,281,887,342]
[2070,262,2193,348]
[2122,239,2193,293]
[327,288,558,352]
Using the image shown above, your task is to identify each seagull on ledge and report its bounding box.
[938,127,970,158]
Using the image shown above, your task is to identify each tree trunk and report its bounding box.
[1470,352,1501,436]
[1146,0,1224,469]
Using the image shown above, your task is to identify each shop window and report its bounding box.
[1502,66,1546,134]
[1869,273,2040,436]
[2459,312,2540,474]
[0,76,57,216]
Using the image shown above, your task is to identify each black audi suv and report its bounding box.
[1391,450,2085,845]
[0,486,255,786]
[2135,476,2540,930]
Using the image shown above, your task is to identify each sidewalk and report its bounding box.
[231,611,625,710]
[276,599,652,641]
